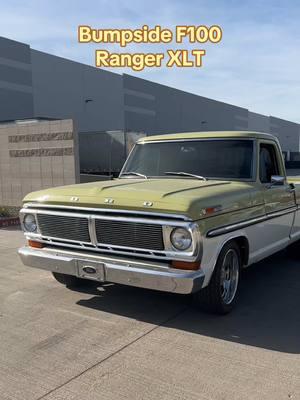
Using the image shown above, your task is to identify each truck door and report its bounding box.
[259,141,295,252]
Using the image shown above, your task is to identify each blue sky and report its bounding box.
[1,0,299,123]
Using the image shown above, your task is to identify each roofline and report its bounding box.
[138,131,278,143]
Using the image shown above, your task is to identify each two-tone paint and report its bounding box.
[18,131,300,293]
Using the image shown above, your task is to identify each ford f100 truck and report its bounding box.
[18,131,300,314]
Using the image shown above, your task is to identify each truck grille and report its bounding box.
[37,214,90,243]
[95,220,164,250]
[36,214,165,251]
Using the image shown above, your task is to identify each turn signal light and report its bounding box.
[28,240,45,249]
[171,260,200,270]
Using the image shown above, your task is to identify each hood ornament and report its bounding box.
[70,197,79,202]
[143,201,153,207]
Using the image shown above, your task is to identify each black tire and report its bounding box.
[52,272,89,288]
[287,241,299,259]
[193,241,241,314]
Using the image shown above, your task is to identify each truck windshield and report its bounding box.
[121,139,254,180]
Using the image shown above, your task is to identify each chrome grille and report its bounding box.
[37,214,90,243]
[95,219,164,250]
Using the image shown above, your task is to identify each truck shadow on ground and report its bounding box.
[77,251,300,354]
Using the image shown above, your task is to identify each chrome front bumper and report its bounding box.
[18,246,204,294]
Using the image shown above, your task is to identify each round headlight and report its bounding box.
[170,228,192,251]
[23,214,37,233]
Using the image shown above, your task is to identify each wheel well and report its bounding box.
[227,236,249,267]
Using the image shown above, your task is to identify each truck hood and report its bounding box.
[23,178,257,220]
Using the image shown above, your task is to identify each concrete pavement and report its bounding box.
[0,227,299,400]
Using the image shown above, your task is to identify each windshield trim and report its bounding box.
[120,138,257,182]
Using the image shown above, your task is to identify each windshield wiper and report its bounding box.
[164,171,207,181]
[120,172,148,179]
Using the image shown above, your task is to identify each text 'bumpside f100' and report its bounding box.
[18,131,300,314]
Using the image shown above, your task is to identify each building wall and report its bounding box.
[31,50,124,133]
[270,116,300,152]
[0,37,34,121]
[79,131,146,174]
[123,74,248,135]
[248,112,270,133]
[0,36,299,163]
[0,119,78,207]
[79,131,125,174]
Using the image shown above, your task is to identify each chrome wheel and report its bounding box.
[220,248,239,305]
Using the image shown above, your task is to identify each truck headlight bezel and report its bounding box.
[170,227,192,251]
[23,213,38,233]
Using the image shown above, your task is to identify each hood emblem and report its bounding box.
[143,201,153,207]
[105,198,114,204]
[70,197,79,202]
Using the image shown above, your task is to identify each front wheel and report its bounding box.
[193,241,241,314]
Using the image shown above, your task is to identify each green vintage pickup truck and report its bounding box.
[19,131,300,314]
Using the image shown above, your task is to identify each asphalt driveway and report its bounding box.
[0,227,299,400]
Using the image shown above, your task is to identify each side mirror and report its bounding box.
[271,175,285,186]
